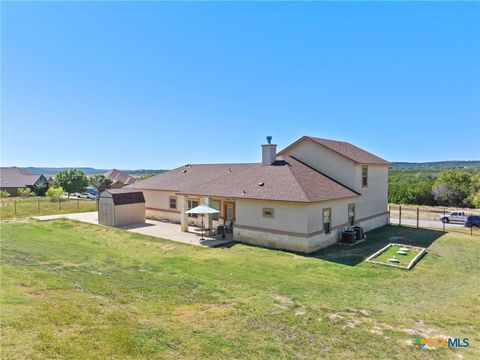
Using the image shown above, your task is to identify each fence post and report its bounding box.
[399,205,402,226]
[38,200,40,213]
[77,199,79,211]
[14,200,17,216]
[416,207,419,228]
[443,209,445,232]
[58,198,61,211]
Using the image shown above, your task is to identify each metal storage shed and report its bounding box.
[98,188,145,227]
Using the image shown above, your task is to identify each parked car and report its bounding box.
[440,212,467,224]
[79,192,98,200]
[465,215,480,228]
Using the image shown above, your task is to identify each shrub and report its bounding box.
[0,190,10,198]
[32,182,49,196]
[17,188,33,198]
[47,187,64,202]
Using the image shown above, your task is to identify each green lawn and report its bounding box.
[0,197,97,219]
[1,220,479,359]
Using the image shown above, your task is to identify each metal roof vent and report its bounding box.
[182,169,187,173]
[258,182,264,186]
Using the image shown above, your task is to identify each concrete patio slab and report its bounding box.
[33,211,234,247]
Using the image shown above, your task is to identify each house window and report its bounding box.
[323,208,332,234]
[210,200,220,221]
[348,203,355,225]
[262,208,274,218]
[169,196,177,209]
[187,199,199,218]
[362,165,368,187]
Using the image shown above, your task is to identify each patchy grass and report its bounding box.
[0,197,96,219]
[1,221,479,359]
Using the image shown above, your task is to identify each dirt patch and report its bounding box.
[272,295,294,309]
[328,313,343,323]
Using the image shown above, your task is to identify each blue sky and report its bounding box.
[1,2,479,169]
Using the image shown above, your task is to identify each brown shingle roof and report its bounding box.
[105,188,145,205]
[0,167,45,188]
[280,136,389,165]
[131,157,358,203]
[104,169,137,185]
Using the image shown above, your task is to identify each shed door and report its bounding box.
[102,204,114,226]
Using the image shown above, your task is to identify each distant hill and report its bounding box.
[16,161,480,176]
[20,167,168,177]
[391,161,480,170]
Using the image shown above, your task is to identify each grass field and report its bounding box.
[0,197,97,219]
[1,220,479,359]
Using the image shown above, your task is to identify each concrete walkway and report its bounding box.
[33,212,234,248]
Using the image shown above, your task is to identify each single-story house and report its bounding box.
[129,136,389,253]
[0,167,49,196]
[104,169,137,188]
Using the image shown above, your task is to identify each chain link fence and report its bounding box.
[0,198,98,219]
[388,205,480,236]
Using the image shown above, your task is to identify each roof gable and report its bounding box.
[104,169,136,185]
[279,136,389,165]
[0,167,45,188]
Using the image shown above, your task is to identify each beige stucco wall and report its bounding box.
[142,189,205,226]
[354,164,388,220]
[235,199,308,234]
[143,190,178,210]
[283,139,388,229]
[306,197,356,233]
[114,203,145,227]
[283,139,357,189]
[234,197,350,253]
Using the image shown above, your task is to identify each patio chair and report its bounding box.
[224,220,233,232]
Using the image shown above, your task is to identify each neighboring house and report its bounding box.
[0,167,49,196]
[104,169,137,188]
[129,136,389,253]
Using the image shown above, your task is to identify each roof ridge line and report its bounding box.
[289,156,361,196]
[280,156,313,202]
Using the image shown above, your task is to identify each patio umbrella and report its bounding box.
[186,204,220,240]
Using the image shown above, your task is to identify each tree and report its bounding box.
[89,174,113,193]
[18,188,33,198]
[54,169,89,197]
[433,170,473,207]
[46,186,64,202]
[138,173,154,181]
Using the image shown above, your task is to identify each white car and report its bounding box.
[79,192,98,200]
[440,211,467,224]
